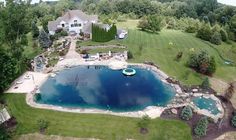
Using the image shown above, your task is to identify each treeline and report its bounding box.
[92,24,117,42]
[26,0,236,43]
[0,0,33,93]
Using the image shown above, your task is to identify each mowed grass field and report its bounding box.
[80,21,236,85]
[2,94,192,140]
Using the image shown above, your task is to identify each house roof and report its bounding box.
[48,10,98,32]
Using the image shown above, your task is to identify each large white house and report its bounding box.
[48,10,98,35]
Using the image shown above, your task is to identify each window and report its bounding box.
[71,24,74,27]
[62,24,65,27]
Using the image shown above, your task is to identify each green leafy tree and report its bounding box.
[210,31,222,45]
[138,15,162,33]
[92,24,117,42]
[137,115,151,134]
[220,29,228,42]
[0,126,10,140]
[201,77,210,89]
[194,117,209,137]
[196,23,212,41]
[32,21,39,38]
[188,51,216,75]
[38,29,51,48]
[0,49,17,93]
[37,119,49,132]
[0,0,30,59]
[180,106,193,121]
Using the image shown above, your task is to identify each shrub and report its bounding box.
[92,24,117,42]
[59,30,68,36]
[185,26,197,33]
[188,51,216,75]
[196,24,212,41]
[180,106,193,121]
[220,29,228,42]
[137,115,151,134]
[37,119,49,132]
[80,49,88,54]
[0,126,10,140]
[210,31,222,45]
[127,51,133,59]
[201,77,210,89]
[231,115,236,127]
[194,117,209,137]
[138,15,162,33]
[59,50,65,56]
[175,51,183,61]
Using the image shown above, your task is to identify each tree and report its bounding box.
[230,15,236,41]
[138,15,162,33]
[201,77,210,89]
[194,117,209,137]
[38,29,51,48]
[0,126,10,140]
[137,115,151,134]
[220,29,228,42]
[92,24,117,42]
[180,106,193,121]
[210,31,222,45]
[0,0,31,59]
[0,49,17,93]
[196,23,212,41]
[188,51,216,75]
[32,21,39,38]
[41,15,53,33]
[37,119,49,133]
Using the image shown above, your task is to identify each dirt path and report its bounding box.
[16,133,98,140]
[209,77,229,95]
[65,38,81,59]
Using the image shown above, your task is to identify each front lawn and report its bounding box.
[2,94,192,140]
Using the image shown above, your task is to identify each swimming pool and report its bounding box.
[37,65,176,112]
[192,96,220,115]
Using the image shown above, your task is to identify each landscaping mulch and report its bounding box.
[160,100,236,140]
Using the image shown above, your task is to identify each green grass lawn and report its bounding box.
[23,33,42,59]
[2,94,192,140]
[79,29,236,85]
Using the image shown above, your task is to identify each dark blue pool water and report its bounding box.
[38,66,175,112]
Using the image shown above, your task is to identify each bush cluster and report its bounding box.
[196,24,228,45]
[194,117,209,137]
[231,115,236,127]
[188,51,216,75]
[37,119,49,132]
[180,106,193,121]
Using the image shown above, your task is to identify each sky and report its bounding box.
[218,0,236,6]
